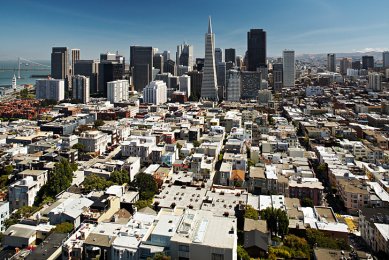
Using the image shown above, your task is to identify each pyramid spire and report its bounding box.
[208,16,212,34]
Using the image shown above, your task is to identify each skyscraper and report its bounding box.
[72,75,90,104]
[247,29,266,71]
[51,47,68,80]
[164,60,176,76]
[241,71,261,100]
[215,48,223,64]
[283,50,295,88]
[176,43,194,68]
[99,52,125,97]
[71,49,80,75]
[272,63,283,92]
[225,48,236,64]
[226,69,240,101]
[340,58,351,75]
[383,51,389,68]
[368,73,382,92]
[327,53,336,72]
[362,56,374,70]
[201,17,218,101]
[74,60,99,95]
[153,53,164,74]
[130,46,153,92]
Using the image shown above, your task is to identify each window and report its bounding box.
[212,253,224,260]
[179,245,189,252]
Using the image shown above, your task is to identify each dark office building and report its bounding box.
[247,29,266,71]
[362,56,374,70]
[272,63,283,92]
[153,54,164,74]
[74,60,99,95]
[164,59,176,76]
[187,70,203,100]
[195,58,205,72]
[352,60,361,70]
[225,48,236,64]
[130,46,153,92]
[51,47,68,80]
[99,62,125,96]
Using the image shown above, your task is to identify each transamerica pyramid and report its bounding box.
[201,16,218,101]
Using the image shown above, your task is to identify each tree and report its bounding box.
[261,207,289,238]
[237,245,250,260]
[20,88,29,99]
[109,170,130,185]
[83,174,112,192]
[54,222,74,233]
[134,200,152,210]
[306,228,349,250]
[148,253,171,260]
[94,119,105,128]
[0,175,9,189]
[72,143,85,152]
[131,172,158,200]
[4,165,14,175]
[301,197,314,207]
[35,159,75,205]
[244,205,259,220]
[193,140,201,147]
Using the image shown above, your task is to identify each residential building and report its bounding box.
[107,80,129,103]
[226,69,240,101]
[78,130,109,154]
[0,201,10,232]
[35,79,65,101]
[368,72,382,92]
[170,209,237,260]
[72,75,90,103]
[143,80,167,105]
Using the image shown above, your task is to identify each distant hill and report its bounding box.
[296,51,383,60]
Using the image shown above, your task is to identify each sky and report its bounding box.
[1,0,389,61]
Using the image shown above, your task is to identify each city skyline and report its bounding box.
[1,0,389,60]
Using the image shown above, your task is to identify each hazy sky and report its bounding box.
[1,0,389,61]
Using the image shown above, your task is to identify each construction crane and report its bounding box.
[17,57,50,79]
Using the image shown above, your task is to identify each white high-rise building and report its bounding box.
[283,50,295,88]
[35,79,65,101]
[107,80,129,104]
[143,80,167,105]
[72,75,90,104]
[201,17,218,101]
[226,69,240,101]
[368,73,382,92]
[179,75,191,98]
